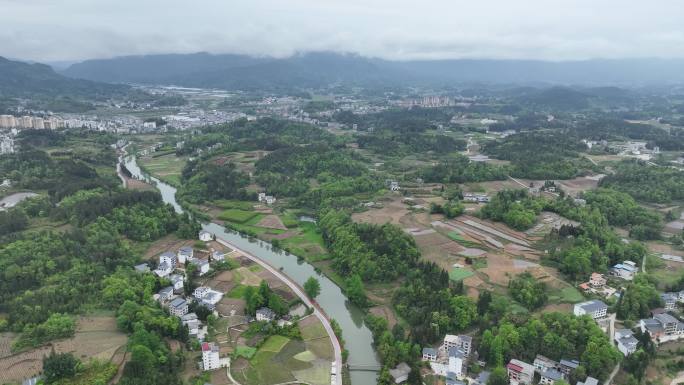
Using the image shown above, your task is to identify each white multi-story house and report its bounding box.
[441,334,472,357]
[507,359,535,385]
[573,300,608,320]
[169,274,184,292]
[177,246,193,264]
[159,251,177,268]
[168,297,188,317]
[614,329,638,356]
[662,293,678,310]
[202,342,221,370]
[422,347,438,362]
[190,258,210,276]
[194,286,210,300]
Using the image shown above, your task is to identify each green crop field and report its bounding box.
[218,209,259,223]
[449,267,474,282]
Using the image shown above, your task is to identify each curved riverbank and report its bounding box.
[123,155,380,385]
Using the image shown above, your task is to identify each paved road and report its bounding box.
[215,236,343,385]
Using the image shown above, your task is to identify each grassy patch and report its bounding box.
[472,258,488,269]
[447,232,482,248]
[548,286,585,304]
[449,267,475,282]
[138,153,187,186]
[228,284,248,299]
[280,222,329,261]
[260,335,290,353]
[234,345,257,359]
[218,209,260,223]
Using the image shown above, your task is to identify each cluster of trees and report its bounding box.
[12,313,75,350]
[479,312,621,381]
[254,144,370,198]
[179,160,253,203]
[366,315,422,385]
[429,199,465,219]
[319,209,420,282]
[583,188,662,240]
[543,196,648,281]
[482,132,597,179]
[419,154,508,184]
[599,160,684,203]
[243,281,289,317]
[508,272,548,310]
[177,117,337,156]
[479,189,543,231]
[615,275,663,320]
[393,261,476,343]
[0,149,118,200]
[356,132,466,157]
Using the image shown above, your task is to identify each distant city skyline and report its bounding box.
[1,0,684,62]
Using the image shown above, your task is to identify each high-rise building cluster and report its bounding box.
[0,115,64,129]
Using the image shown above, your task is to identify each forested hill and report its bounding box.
[63,52,403,90]
[0,56,130,99]
[63,52,684,88]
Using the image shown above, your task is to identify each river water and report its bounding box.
[123,156,379,385]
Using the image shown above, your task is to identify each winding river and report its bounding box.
[123,156,380,385]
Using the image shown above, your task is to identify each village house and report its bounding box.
[577,377,599,385]
[194,286,210,299]
[430,347,465,378]
[614,329,638,356]
[211,250,226,262]
[611,261,638,280]
[202,342,224,371]
[640,313,684,343]
[190,258,210,276]
[160,251,178,267]
[177,246,193,264]
[441,334,472,357]
[589,272,606,288]
[422,347,438,362]
[258,192,276,205]
[558,359,580,376]
[169,297,188,317]
[506,359,535,385]
[661,293,678,310]
[157,286,174,302]
[533,355,559,374]
[201,291,223,310]
[389,362,411,384]
[256,307,276,322]
[463,193,490,203]
[573,300,608,320]
[199,230,213,242]
[540,369,564,385]
[169,274,184,292]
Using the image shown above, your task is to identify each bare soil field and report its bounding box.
[351,197,412,226]
[205,270,236,294]
[255,215,287,230]
[235,267,262,286]
[0,316,126,384]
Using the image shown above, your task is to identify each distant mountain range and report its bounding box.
[0,56,129,99]
[61,52,684,89]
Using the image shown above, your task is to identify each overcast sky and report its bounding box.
[2,0,684,63]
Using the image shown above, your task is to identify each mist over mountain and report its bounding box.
[61,52,684,89]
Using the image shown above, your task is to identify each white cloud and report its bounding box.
[1,0,683,62]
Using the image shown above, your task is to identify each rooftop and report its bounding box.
[577,299,608,312]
